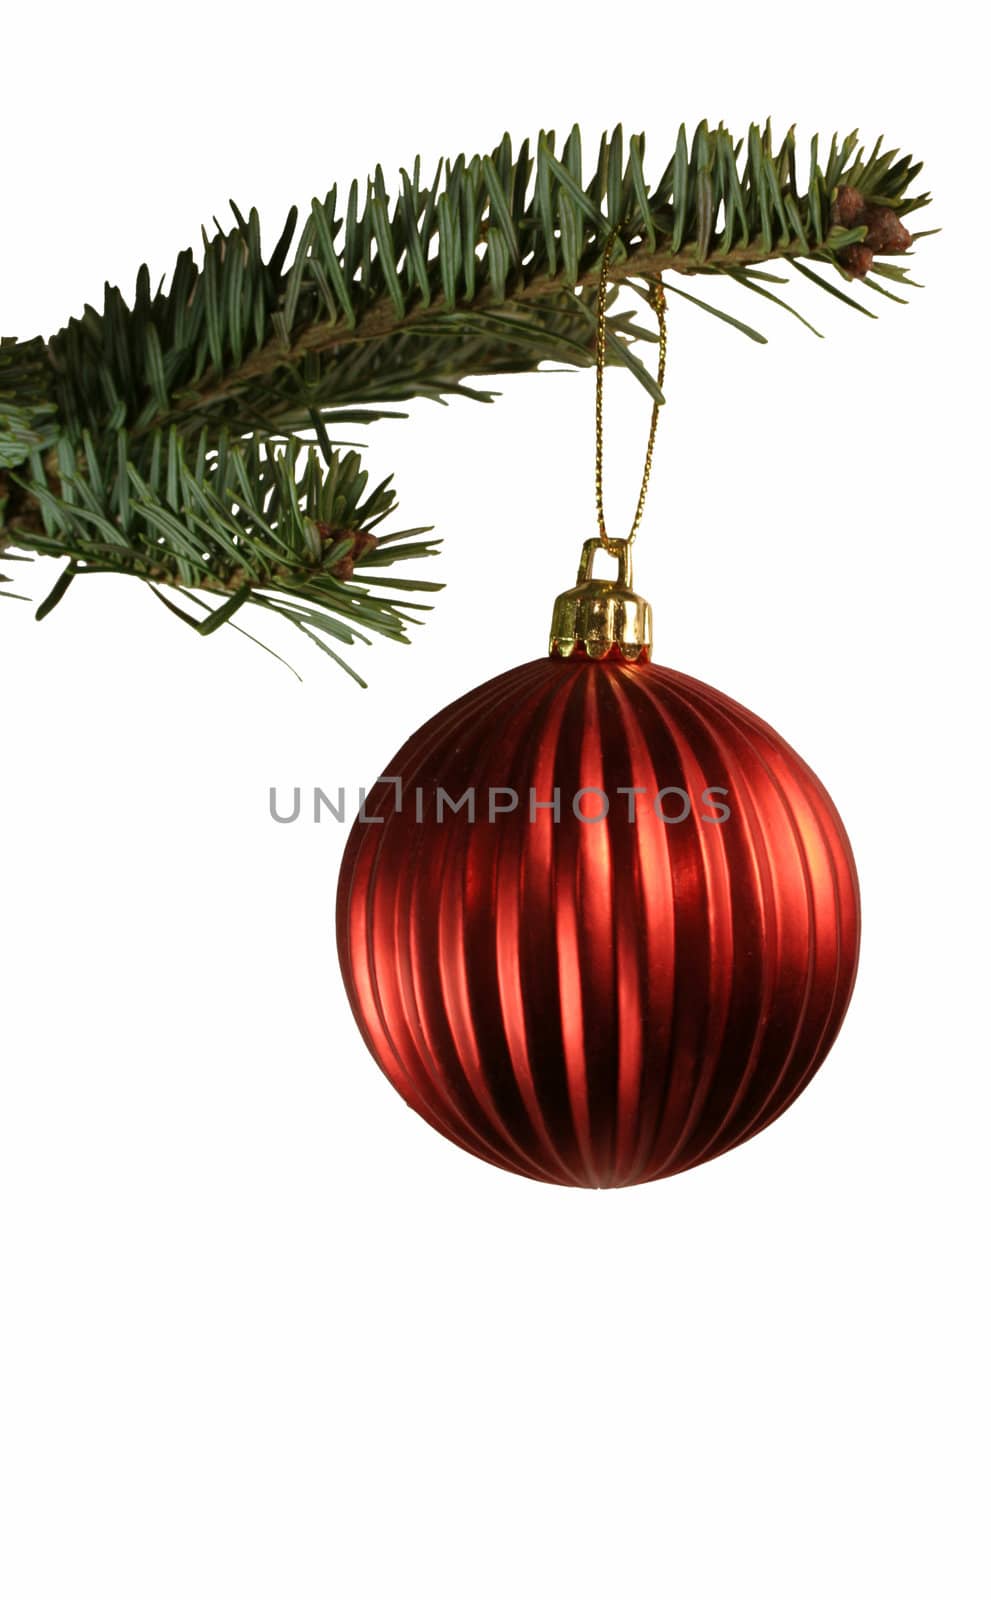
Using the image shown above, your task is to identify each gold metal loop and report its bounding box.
[594,228,668,549]
[576,535,633,590]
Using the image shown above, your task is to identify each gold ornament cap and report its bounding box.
[549,537,652,662]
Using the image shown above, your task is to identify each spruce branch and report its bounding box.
[0,120,932,677]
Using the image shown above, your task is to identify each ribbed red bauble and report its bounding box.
[336,541,860,1187]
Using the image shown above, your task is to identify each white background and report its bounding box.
[2,5,987,1596]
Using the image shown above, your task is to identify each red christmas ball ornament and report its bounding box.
[336,539,860,1187]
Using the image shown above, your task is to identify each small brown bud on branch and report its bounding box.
[830,185,913,278]
[315,523,379,580]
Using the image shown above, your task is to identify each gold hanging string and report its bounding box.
[594,228,667,549]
